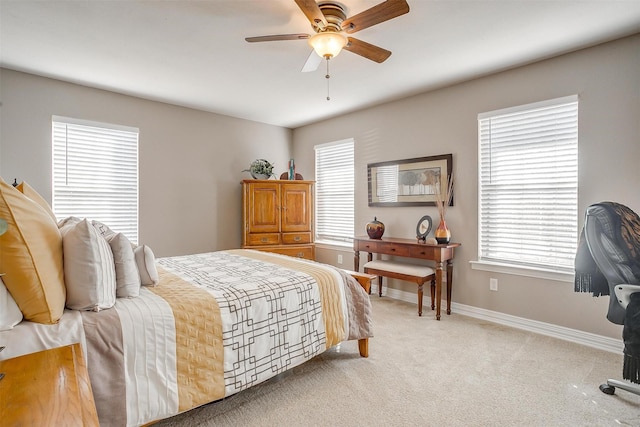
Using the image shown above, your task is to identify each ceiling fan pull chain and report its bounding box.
[326,57,331,101]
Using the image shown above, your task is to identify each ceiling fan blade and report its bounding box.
[341,0,410,34]
[294,0,328,28]
[301,50,323,72]
[344,37,391,63]
[245,34,310,43]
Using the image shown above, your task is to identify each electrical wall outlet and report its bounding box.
[337,254,343,264]
[490,278,498,291]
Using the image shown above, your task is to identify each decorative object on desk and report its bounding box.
[416,215,432,242]
[367,154,453,207]
[243,159,274,179]
[366,217,385,239]
[425,237,438,245]
[434,173,454,244]
[12,179,18,187]
[435,220,451,244]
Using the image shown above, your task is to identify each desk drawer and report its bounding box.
[385,243,411,257]
[410,246,436,258]
[357,240,383,253]
[356,240,411,256]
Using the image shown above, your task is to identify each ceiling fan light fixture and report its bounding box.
[309,32,347,58]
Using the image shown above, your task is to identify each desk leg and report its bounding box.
[354,250,360,272]
[446,259,454,315]
[435,261,443,320]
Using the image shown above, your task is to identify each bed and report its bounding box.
[0,249,372,426]
[0,178,373,426]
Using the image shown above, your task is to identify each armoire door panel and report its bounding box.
[247,183,280,233]
[282,183,312,232]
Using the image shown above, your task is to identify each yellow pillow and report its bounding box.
[0,177,66,324]
[16,181,57,223]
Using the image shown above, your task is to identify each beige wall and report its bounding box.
[292,34,640,339]
[0,69,292,257]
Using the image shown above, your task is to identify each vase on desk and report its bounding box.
[366,217,385,239]
[435,218,451,244]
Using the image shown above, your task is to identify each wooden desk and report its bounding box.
[0,343,99,426]
[354,236,460,320]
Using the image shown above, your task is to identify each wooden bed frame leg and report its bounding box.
[343,270,374,358]
[358,338,369,358]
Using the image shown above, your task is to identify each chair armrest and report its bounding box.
[614,285,640,309]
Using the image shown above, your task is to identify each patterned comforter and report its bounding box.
[0,250,373,426]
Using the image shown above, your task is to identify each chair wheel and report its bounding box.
[599,384,615,395]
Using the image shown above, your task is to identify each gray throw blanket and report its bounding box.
[574,202,640,384]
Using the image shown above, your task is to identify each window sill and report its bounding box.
[469,260,574,283]
[315,240,353,251]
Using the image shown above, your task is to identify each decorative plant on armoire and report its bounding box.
[434,174,454,244]
[243,159,274,180]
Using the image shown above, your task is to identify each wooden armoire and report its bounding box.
[242,179,315,260]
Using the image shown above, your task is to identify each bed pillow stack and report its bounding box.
[0,177,66,325]
[59,217,118,311]
[1,177,159,321]
[91,220,143,297]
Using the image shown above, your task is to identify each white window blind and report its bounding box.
[478,96,578,272]
[52,116,139,243]
[315,139,354,244]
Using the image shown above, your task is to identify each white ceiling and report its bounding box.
[1,1,639,129]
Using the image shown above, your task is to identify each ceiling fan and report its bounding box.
[245,0,410,73]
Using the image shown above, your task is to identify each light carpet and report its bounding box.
[156,297,640,426]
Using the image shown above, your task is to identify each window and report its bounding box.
[477,95,578,275]
[315,139,354,244]
[52,116,139,243]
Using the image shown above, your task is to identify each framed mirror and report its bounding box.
[416,215,433,241]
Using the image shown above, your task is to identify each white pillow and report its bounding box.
[0,277,23,331]
[107,233,141,298]
[58,216,81,229]
[60,219,116,311]
[134,245,159,286]
[91,219,117,240]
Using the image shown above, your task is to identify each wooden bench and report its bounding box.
[363,259,435,316]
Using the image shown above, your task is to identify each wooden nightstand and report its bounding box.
[0,343,99,426]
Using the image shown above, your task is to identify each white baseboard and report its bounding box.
[377,285,624,355]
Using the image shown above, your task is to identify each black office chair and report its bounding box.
[581,202,640,396]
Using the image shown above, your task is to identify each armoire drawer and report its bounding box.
[246,233,281,246]
[282,232,312,245]
[256,245,315,260]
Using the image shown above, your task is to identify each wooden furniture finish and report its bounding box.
[344,270,376,358]
[354,236,460,320]
[0,343,99,426]
[344,270,377,295]
[242,180,315,260]
[363,261,435,316]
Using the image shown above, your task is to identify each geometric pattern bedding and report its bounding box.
[0,249,372,427]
